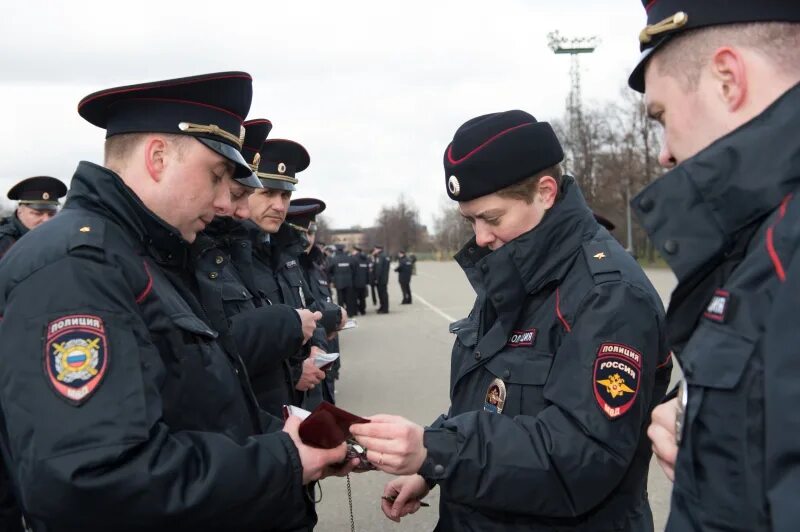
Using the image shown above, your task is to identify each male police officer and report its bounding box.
[194,119,321,389]
[394,250,413,304]
[628,3,800,531]
[0,176,67,258]
[0,72,349,531]
[351,246,369,315]
[286,198,346,405]
[372,244,390,313]
[351,110,671,531]
[244,138,329,415]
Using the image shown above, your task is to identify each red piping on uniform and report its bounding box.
[766,194,792,283]
[656,351,673,369]
[447,122,534,165]
[123,97,244,120]
[136,261,154,304]
[555,287,571,333]
[78,73,252,109]
[645,0,659,12]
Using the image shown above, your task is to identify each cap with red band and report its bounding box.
[443,110,564,202]
[78,72,260,187]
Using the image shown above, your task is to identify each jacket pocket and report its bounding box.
[676,323,760,528]
[484,350,553,417]
[220,279,255,316]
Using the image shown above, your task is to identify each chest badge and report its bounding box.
[593,342,641,419]
[703,288,730,323]
[507,328,537,348]
[484,378,507,414]
[45,315,108,406]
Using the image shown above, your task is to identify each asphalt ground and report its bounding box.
[315,261,679,532]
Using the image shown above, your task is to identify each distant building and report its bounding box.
[328,228,370,250]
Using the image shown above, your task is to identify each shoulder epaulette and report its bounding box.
[582,240,622,283]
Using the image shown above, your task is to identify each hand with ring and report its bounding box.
[349,414,426,475]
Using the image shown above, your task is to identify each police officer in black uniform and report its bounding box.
[194,119,321,391]
[352,110,671,531]
[286,198,346,406]
[0,176,67,258]
[394,250,413,304]
[329,244,357,317]
[351,246,369,315]
[243,138,329,415]
[629,3,800,531]
[0,72,349,531]
[372,244,390,313]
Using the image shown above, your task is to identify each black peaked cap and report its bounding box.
[256,139,310,192]
[8,176,68,209]
[629,0,800,92]
[78,71,260,187]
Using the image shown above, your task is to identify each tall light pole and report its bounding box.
[547,32,598,143]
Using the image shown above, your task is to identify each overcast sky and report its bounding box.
[1,0,649,230]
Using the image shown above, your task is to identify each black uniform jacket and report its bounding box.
[245,223,325,413]
[353,253,370,288]
[195,219,305,379]
[0,162,312,531]
[395,256,413,283]
[0,215,27,259]
[419,177,671,531]
[374,251,390,286]
[633,82,800,532]
[328,251,354,289]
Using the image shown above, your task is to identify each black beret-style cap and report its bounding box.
[629,1,800,92]
[78,72,260,187]
[8,176,67,210]
[242,119,273,170]
[443,110,564,202]
[256,139,310,192]
[287,197,326,229]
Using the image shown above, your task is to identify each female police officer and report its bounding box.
[351,110,671,531]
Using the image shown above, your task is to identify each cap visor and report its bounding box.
[197,137,262,188]
[259,178,296,192]
[628,46,661,93]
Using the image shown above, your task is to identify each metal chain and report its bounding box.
[347,474,355,532]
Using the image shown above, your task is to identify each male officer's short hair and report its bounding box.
[655,22,800,90]
[104,132,190,165]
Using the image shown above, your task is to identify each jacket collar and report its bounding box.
[633,81,800,282]
[64,161,190,267]
[455,175,598,305]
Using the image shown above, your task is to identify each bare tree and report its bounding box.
[432,198,473,257]
[374,195,427,255]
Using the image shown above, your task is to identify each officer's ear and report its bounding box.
[143,135,170,183]
[709,46,748,113]
[536,175,558,210]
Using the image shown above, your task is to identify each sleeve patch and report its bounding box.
[593,343,641,419]
[44,315,108,406]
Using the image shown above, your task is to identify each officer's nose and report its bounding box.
[213,185,234,216]
[233,201,251,221]
[657,136,677,169]
[474,222,495,249]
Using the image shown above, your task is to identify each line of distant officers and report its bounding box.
[322,243,415,316]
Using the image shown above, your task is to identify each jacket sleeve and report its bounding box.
[763,249,800,531]
[419,281,663,517]
[0,256,310,530]
[308,300,341,334]
[228,304,305,377]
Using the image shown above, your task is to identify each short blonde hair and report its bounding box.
[655,22,800,90]
[495,164,563,204]
[104,133,189,165]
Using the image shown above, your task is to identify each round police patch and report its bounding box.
[593,342,641,419]
[44,315,108,406]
